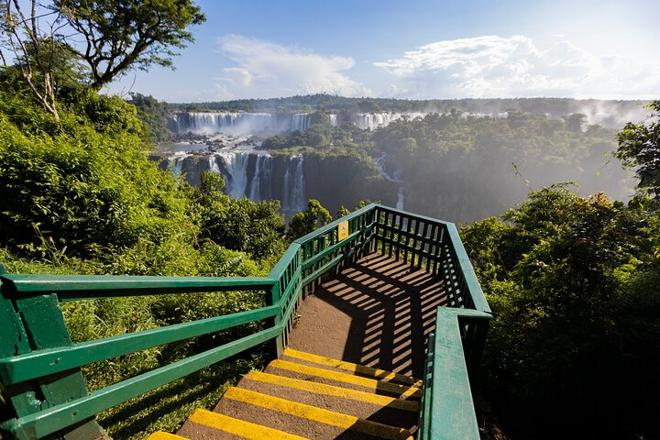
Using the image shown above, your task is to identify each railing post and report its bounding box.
[0,276,107,440]
[267,281,284,359]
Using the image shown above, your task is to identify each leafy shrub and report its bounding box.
[462,186,659,439]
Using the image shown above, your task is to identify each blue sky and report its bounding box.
[109,0,660,102]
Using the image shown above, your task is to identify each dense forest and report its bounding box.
[1,1,658,439]
[256,108,633,221]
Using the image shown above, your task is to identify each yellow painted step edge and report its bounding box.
[284,348,422,387]
[189,408,307,440]
[224,387,414,440]
[269,359,422,399]
[147,433,186,440]
[246,371,419,412]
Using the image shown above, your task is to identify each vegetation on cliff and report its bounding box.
[255,108,632,222]
[462,104,659,439]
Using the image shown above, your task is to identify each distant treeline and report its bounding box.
[167,94,649,127]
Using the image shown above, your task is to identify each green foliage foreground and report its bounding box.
[0,85,285,438]
[462,185,659,438]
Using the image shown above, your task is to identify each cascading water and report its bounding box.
[375,154,405,210]
[171,111,424,135]
[172,112,322,135]
[290,113,311,132]
[167,150,305,215]
[172,112,274,136]
[290,155,305,213]
[277,154,306,216]
[208,155,220,174]
[353,112,426,130]
[169,153,190,176]
[248,154,273,200]
[216,151,251,198]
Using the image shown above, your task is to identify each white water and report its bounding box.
[171,111,432,135]
[169,152,191,176]
[249,154,271,200]
[353,112,426,130]
[165,148,306,215]
[289,154,305,214]
[172,112,322,136]
[216,151,252,199]
[375,154,405,210]
[208,155,220,174]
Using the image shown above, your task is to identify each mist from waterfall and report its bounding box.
[169,110,436,135]
[171,112,325,135]
[353,112,426,130]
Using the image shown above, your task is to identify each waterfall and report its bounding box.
[353,112,426,130]
[168,153,190,176]
[171,111,428,135]
[290,113,311,131]
[173,158,184,176]
[172,112,274,135]
[281,154,306,215]
[248,154,273,200]
[291,155,305,212]
[216,151,251,198]
[208,156,220,173]
[203,151,280,204]
[396,187,405,210]
[164,149,305,215]
[172,112,318,135]
[375,154,405,210]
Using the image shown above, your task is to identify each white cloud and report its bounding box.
[374,35,660,99]
[215,34,367,99]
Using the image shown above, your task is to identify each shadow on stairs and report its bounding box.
[148,349,419,440]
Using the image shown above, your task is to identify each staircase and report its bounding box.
[0,204,490,440]
[148,348,420,440]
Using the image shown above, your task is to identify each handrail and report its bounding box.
[4,326,282,440]
[0,204,490,440]
[417,307,492,440]
[0,274,274,300]
[0,305,279,385]
[442,222,491,313]
[373,204,491,314]
[293,202,376,245]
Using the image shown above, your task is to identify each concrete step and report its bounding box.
[267,359,422,399]
[282,348,422,387]
[168,349,420,440]
[239,371,418,428]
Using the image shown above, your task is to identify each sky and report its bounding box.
[108,0,660,102]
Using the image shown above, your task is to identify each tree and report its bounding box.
[336,206,350,218]
[616,100,660,198]
[1,0,64,119]
[129,92,173,141]
[462,186,659,438]
[54,0,205,89]
[563,112,586,132]
[287,199,331,239]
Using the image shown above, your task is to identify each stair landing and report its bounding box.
[289,253,447,378]
[148,254,445,439]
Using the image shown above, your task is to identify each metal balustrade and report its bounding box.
[0,203,491,439]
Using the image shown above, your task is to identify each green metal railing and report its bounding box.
[0,204,490,440]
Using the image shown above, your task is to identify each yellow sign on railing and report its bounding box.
[337,220,349,241]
